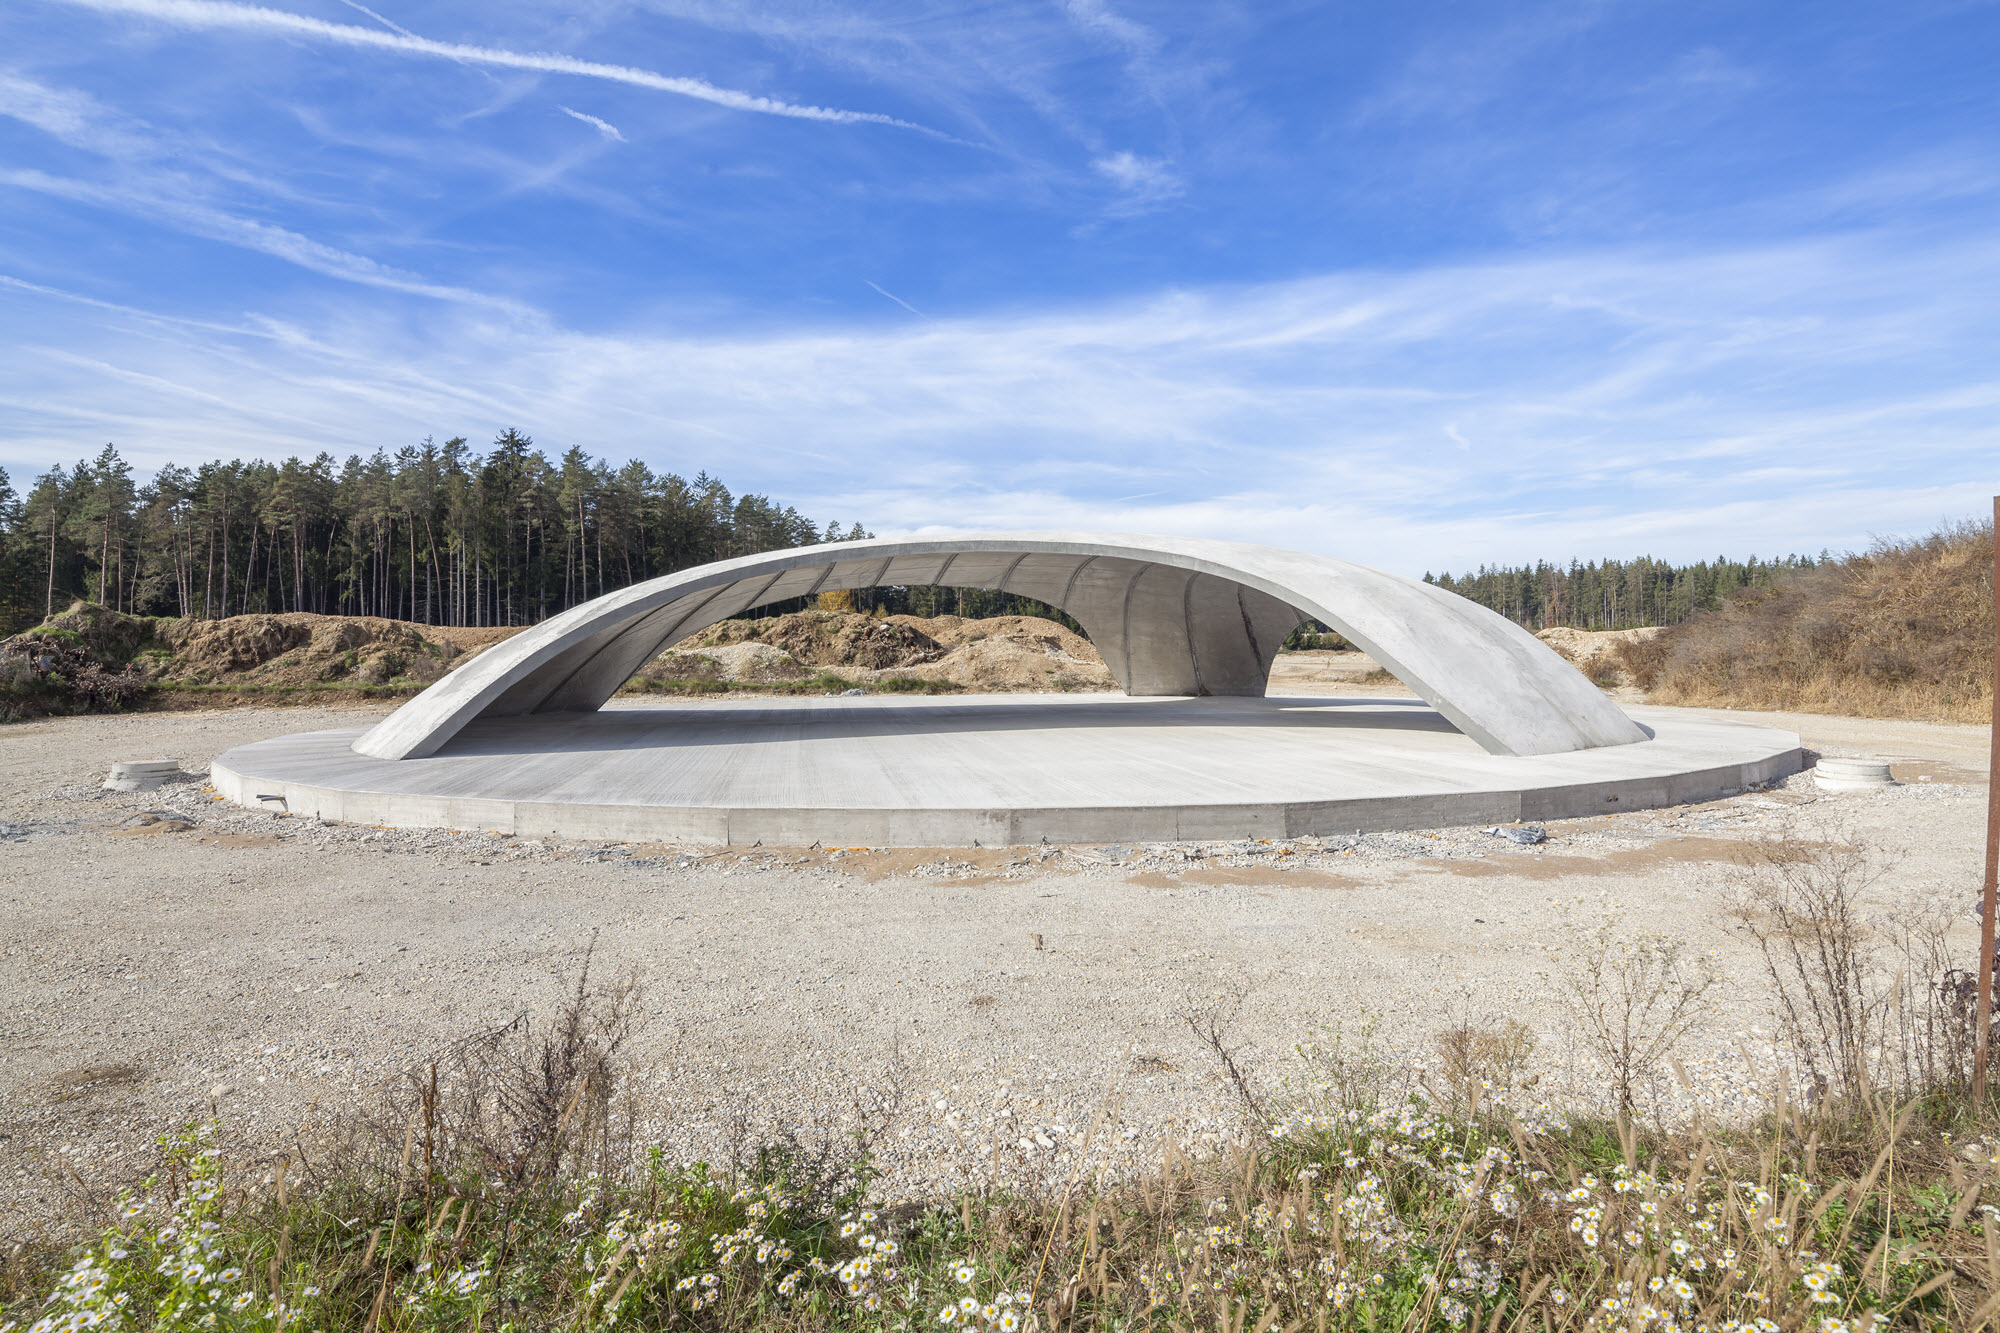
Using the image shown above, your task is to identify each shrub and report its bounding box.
[1617,519,1993,722]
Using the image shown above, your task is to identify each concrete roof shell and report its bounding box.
[351,532,1648,762]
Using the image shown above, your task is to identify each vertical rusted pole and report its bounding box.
[1976,494,2000,1105]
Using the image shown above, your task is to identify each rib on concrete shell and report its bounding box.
[352,532,1648,761]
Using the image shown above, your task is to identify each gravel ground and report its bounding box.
[0,697,1988,1235]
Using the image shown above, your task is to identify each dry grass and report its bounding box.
[13,1060,2000,1331]
[9,838,2000,1330]
[1616,519,1994,723]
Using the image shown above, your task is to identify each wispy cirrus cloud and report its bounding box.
[559,106,625,142]
[3,230,1994,572]
[0,67,541,306]
[0,68,154,156]
[0,164,526,308]
[46,0,957,137]
[1092,150,1181,209]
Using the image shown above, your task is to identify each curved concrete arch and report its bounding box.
[352,532,1647,762]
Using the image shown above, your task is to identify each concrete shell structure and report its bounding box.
[353,532,1648,761]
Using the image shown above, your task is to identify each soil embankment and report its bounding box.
[0,604,1116,716]
[656,612,1113,692]
[1534,625,1661,690]
[1614,520,1993,723]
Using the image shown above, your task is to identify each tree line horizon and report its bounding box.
[0,434,1820,638]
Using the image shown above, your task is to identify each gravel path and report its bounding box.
[0,698,1987,1235]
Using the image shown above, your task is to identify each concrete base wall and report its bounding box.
[215,695,1801,848]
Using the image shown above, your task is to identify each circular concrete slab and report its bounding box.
[211,694,1802,847]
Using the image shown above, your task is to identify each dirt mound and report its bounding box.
[651,642,814,684]
[679,612,944,672]
[32,601,161,662]
[666,612,1114,692]
[1,603,528,710]
[4,602,1111,712]
[1535,626,1662,689]
[869,615,1112,691]
[0,626,150,720]
[149,613,523,687]
[1617,519,1994,722]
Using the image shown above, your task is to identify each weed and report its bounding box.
[1549,901,1720,1114]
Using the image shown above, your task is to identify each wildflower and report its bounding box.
[118,1201,146,1219]
[939,1308,959,1325]
[216,1269,242,1283]
[954,1264,976,1284]
[229,1294,254,1313]
[302,1287,321,1297]
[841,1221,861,1238]
[959,1296,979,1315]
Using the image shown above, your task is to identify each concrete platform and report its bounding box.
[211,694,1802,846]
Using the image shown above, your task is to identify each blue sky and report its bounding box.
[2,0,1996,574]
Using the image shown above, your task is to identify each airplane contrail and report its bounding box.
[865,280,926,318]
[560,107,625,142]
[54,0,953,136]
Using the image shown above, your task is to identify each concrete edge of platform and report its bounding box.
[211,745,1804,848]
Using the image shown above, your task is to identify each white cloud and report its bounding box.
[0,69,154,157]
[559,106,625,142]
[0,165,525,308]
[48,0,954,136]
[330,0,415,40]
[1091,150,1181,207]
[2,232,1995,574]
[1060,0,1160,59]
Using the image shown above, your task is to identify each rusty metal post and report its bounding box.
[1975,495,2000,1105]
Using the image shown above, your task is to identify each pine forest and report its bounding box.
[0,435,1822,639]
[0,433,863,636]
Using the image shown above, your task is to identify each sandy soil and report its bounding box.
[0,695,1987,1236]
